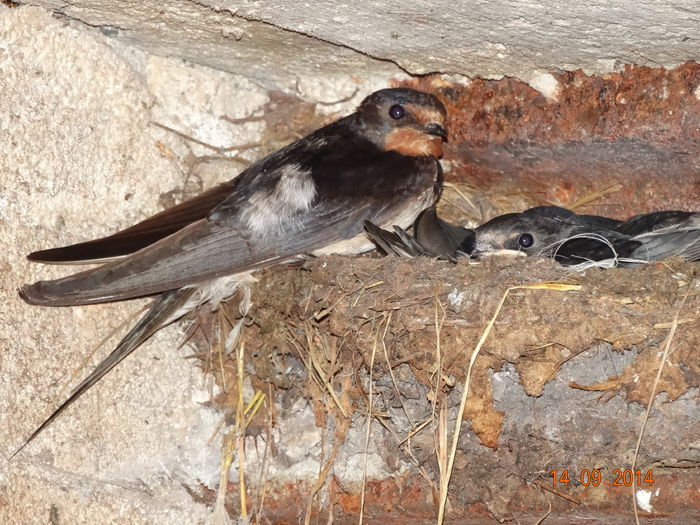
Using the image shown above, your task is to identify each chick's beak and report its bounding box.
[424,122,448,142]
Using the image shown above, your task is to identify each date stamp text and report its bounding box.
[549,469,655,487]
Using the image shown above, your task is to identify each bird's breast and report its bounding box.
[313,184,438,256]
[384,128,444,158]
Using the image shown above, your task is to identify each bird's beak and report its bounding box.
[424,122,448,142]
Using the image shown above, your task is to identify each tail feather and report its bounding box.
[631,231,700,264]
[364,221,422,257]
[393,225,433,256]
[10,287,195,460]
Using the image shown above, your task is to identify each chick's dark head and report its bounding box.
[474,214,571,257]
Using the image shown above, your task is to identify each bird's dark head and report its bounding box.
[473,213,567,258]
[356,88,448,158]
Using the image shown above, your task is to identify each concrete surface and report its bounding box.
[18,0,700,89]
[0,7,253,523]
[23,0,404,93]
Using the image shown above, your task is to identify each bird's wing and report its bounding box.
[631,231,700,263]
[394,226,434,256]
[363,221,421,257]
[413,206,475,257]
[438,219,476,255]
[525,206,624,230]
[19,200,376,306]
[523,206,578,220]
[364,205,476,260]
[614,212,700,264]
[27,181,238,264]
[549,229,640,265]
[620,211,699,236]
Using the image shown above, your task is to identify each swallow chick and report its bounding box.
[367,205,699,269]
[14,88,448,457]
[473,206,700,267]
[364,205,475,260]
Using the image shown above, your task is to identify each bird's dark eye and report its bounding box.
[389,104,405,119]
[518,233,534,248]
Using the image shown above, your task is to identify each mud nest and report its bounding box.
[198,254,698,521]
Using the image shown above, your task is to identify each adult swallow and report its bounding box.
[14,88,448,456]
[473,206,700,266]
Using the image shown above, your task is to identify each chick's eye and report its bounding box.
[389,104,405,120]
[518,233,534,248]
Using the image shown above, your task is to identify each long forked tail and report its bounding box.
[9,287,195,460]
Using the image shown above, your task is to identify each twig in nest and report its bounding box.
[212,426,236,525]
[220,114,265,125]
[540,344,587,385]
[533,479,581,505]
[353,281,384,307]
[286,323,348,421]
[150,121,261,155]
[567,183,622,211]
[431,296,447,419]
[216,309,231,393]
[443,182,482,221]
[379,313,415,428]
[206,415,227,447]
[399,418,432,445]
[431,296,453,514]
[253,384,274,524]
[212,342,266,524]
[313,280,384,320]
[435,404,450,513]
[360,313,390,524]
[437,282,581,525]
[303,411,350,525]
[303,323,348,418]
[533,493,553,525]
[631,287,690,525]
[653,318,696,329]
